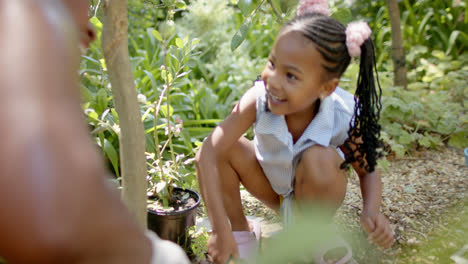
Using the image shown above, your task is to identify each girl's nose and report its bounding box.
[262,70,281,92]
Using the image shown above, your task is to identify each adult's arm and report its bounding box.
[0,1,151,263]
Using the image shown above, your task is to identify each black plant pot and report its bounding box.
[147,187,201,245]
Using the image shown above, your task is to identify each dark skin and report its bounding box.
[196,29,394,264]
[0,0,152,263]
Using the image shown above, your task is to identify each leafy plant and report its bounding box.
[81,17,121,178]
[379,51,468,156]
[135,1,204,209]
[83,2,202,206]
[176,0,267,123]
[188,226,210,261]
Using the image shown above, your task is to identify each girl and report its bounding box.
[196,0,395,263]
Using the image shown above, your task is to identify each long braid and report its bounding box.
[287,13,384,172]
[342,39,383,172]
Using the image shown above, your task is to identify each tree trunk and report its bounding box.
[387,0,407,89]
[101,0,147,228]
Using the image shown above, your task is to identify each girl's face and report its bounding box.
[261,29,336,118]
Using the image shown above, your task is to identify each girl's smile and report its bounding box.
[267,92,287,104]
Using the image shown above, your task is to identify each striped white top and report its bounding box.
[253,81,355,197]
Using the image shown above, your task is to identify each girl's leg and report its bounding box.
[198,137,280,232]
[294,145,348,212]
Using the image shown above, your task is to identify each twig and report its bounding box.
[267,0,284,23]
[408,229,428,240]
[94,0,102,17]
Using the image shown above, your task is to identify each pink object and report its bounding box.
[232,220,261,263]
[297,0,330,17]
[345,21,372,57]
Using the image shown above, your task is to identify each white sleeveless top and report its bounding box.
[253,80,356,198]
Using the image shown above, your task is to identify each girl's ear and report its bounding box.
[320,77,340,98]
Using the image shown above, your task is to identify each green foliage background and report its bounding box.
[82,0,467,189]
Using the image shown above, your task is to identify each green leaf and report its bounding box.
[270,0,283,12]
[90,17,102,31]
[398,132,414,145]
[81,86,94,103]
[143,70,158,93]
[103,139,120,178]
[87,110,99,120]
[377,158,390,173]
[239,21,250,36]
[418,137,431,148]
[175,38,184,49]
[179,129,193,153]
[175,1,187,9]
[448,132,468,148]
[111,109,119,124]
[279,0,298,13]
[151,29,163,42]
[231,33,244,51]
[446,30,461,55]
[192,38,200,46]
[161,68,173,83]
[332,8,352,25]
[417,11,433,37]
[231,20,251,51]
[238,0,255,15]
[199,88,219,118]
[96,89,108,114]
[99,58,107,71]
[160,104,174,118]
[391,144,406,158]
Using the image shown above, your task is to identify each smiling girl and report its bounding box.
[195,0,395,263]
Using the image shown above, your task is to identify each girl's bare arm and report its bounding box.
[340,140,394,249]
[196,87,257,260]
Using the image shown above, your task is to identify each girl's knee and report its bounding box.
[295,145,347,202]
[296,146,343,179]
[302,145,342,165]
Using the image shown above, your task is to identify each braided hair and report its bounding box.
[286,13,383,172]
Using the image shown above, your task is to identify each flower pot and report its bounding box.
[147,187,201,245]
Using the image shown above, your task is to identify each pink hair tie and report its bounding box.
[345,21,372,57]
[297,0,330,17]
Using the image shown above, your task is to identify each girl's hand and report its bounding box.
[360,212,395,249]
[207,231,239,264]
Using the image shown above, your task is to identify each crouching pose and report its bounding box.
[196,0,395,263]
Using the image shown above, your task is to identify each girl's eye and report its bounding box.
[287,73,297,80]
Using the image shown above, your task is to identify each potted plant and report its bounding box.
[144,8,202,246]
[146,150,201,245]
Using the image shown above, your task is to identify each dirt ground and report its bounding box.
[238,146,468,263]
